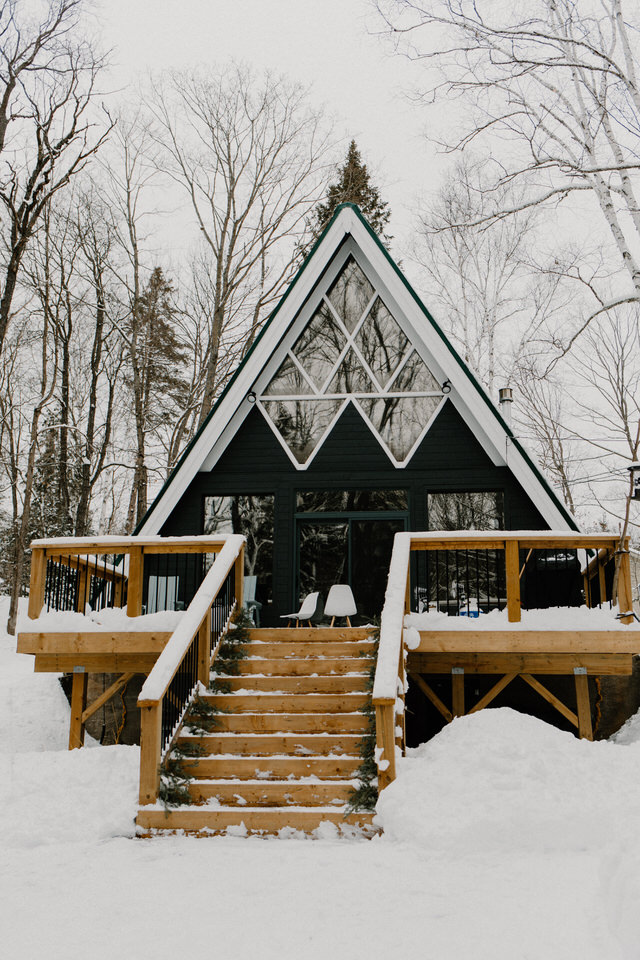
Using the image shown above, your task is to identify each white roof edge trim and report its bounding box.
[139,205,574,536]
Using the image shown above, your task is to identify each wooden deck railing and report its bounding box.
[137,535,245,805]
[372,531,634,791]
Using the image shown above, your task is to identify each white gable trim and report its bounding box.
[138,206,573,535]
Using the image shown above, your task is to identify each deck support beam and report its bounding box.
[451,667,465,717]
[69,667,88,749]
[409,672,453,723]
[574,667,593,740]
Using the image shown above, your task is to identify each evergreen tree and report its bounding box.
[313,141,391,245]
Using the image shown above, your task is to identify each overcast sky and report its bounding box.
[97,0,442,249]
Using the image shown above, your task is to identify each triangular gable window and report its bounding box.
[258,256,445,467]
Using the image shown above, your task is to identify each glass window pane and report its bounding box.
[391,351,441,393]
[427,492,505,530]
[298,521,348,601]
[358,396,441,460]
[261,399,343,463]
[203,495,275,604]
[355,298,409,387]
[326,348,376,394]
[326,257,374,332]
[291,304,346,389]
[263,354,313,396]
[296,489,408,512]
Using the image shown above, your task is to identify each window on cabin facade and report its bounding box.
[259,256,444,466]
[427,491,504,531]
[203,495,274,605]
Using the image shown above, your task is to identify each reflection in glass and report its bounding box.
[292,304,346,389]
[358,395,441,460]
[262,399,343,463]
[391,351,441,393]
[427,491,504,530]
[352,519,405,617]
[203,495,275,604]
[298,521,348,601]
[355,298,408,387]
[264,355,313,396]
[326,348,375,393]
[326,257,374,332]
[296,489,408,512]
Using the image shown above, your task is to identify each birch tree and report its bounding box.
[378,0,640,349]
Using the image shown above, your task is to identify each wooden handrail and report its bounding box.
[27,535,233,621]
[372,529,635,793]
[137,536,245,805]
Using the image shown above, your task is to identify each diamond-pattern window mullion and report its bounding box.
[288,351,320,395]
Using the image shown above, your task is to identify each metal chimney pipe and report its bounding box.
[498,386,513,424]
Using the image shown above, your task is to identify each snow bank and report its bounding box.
[19,606,184,633]
[0,745,139,847]
[375,708,640,854]
[406,604,635,630]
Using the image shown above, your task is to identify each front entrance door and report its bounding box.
[296,514,407,620]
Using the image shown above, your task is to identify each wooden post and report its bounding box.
[197,609,212,687]
[505,539,521,623]
[139,702,162,805]
[574,668,593,741]
[452,667,465,717]
[69,668,88,749]
[127,547,143,617]
[28,547,47,619]
[598,554,607,605]
[617,548,634,625]
[374,700,396,790]
[234,544,245,612]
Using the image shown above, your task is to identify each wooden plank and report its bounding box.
[598,557,608,604]
[247,627,374,642]
[618,550,634,624]
[414,630,640,654]
[27,548,47,619]
[197,610,211,687]
[408,652,633,675]
[34,653,158,673]
[136,807,375,835]
[505,539,521,623]
[81,672,134,724]
[177,733,364,756]
[139,703,162,805]
[451,669,465,717]
[380,702,397,787]
[410,538,506,551]
[180,756,361,780]
[467,674,518,714]
[36,538,227,554]
[574,670,593,740]
[204,693,368,713]
[69,669,88,749]
[521,674,578,728]
[408,672,453,722]
[17,631,172,654]
[127,547,143,617]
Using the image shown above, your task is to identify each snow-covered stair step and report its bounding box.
[204,692,368,713]
[136,805,377,836]
[193,713,370,734]
[237,640,376,658]
[236,658,366,676]
[178,755,362,780]
[185,779,358,806]
[175,732,364,756]
[213,674,370,693]
[246,627,375,643]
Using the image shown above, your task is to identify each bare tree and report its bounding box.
[147,64,332,423]
[378,0,640,350]
[0,0,112,357]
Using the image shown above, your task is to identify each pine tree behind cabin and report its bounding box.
[314,140,391,246]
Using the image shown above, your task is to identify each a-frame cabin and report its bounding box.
[136,202,576,624]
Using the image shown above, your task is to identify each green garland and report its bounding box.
[346,623,380,814]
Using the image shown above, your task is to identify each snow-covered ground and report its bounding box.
[3,597,640,959]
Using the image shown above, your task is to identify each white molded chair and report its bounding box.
[325,584,357,627]
[243,575,262,626]
[280,591,322,628]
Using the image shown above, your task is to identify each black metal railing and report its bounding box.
[142,552,210,614]
[43,553,126,614]
[412,548,507,615]
[159,566,237,755]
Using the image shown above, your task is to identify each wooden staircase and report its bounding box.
[136,627,379,836]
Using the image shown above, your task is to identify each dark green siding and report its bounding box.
[161,400,548,621]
